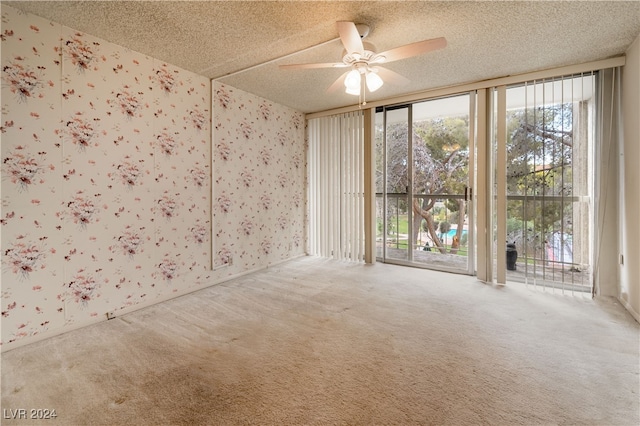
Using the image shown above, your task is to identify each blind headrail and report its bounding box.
[307,56,625,119]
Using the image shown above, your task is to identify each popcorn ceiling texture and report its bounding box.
[0,5,306,351]
[4,1,639,113]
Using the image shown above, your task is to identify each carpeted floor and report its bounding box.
[1,257,639,425]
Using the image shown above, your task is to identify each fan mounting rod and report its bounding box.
[355,24,370,38]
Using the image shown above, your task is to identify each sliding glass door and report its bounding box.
[376,94,474,274]
[306,64,604,298]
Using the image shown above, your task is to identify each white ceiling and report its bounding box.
[4,1,639,114]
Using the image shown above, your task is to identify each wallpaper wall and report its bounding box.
[212,81,306,274]
[1,5,306,350]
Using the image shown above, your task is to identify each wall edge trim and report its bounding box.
[618,295,640,324]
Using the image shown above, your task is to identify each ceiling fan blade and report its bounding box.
[377,37,447,63]
[374,67,410,86]
[337,21,364,56]
[326,71,349,93]
[279,62,347,70]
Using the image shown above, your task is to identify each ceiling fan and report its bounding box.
[280,21,447,101]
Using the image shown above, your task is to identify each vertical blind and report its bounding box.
[499,72,596,294]
[308,111,365,261]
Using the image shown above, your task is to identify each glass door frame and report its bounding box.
[376,92,476,276]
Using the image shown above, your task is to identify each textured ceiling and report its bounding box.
[4,1,640,113]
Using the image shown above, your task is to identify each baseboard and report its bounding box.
[1,254,307,353]
[618,295,640,324]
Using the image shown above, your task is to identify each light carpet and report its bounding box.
[1,257,639,425]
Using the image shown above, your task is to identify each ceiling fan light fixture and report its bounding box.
[279,21,447,102]
[365,71,383,92]
[345,85,361,96]
[344,69,361,94]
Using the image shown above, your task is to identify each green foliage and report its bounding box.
[439,221,451,234]
[397,215,409,234]
[506,216,523,234]
[506,104,575,234]
[460,232,468,246]
[413,117,470,196]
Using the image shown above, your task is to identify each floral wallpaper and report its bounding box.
[0,5,214,349]
[1,6,307,351]
[212,81,306,275]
